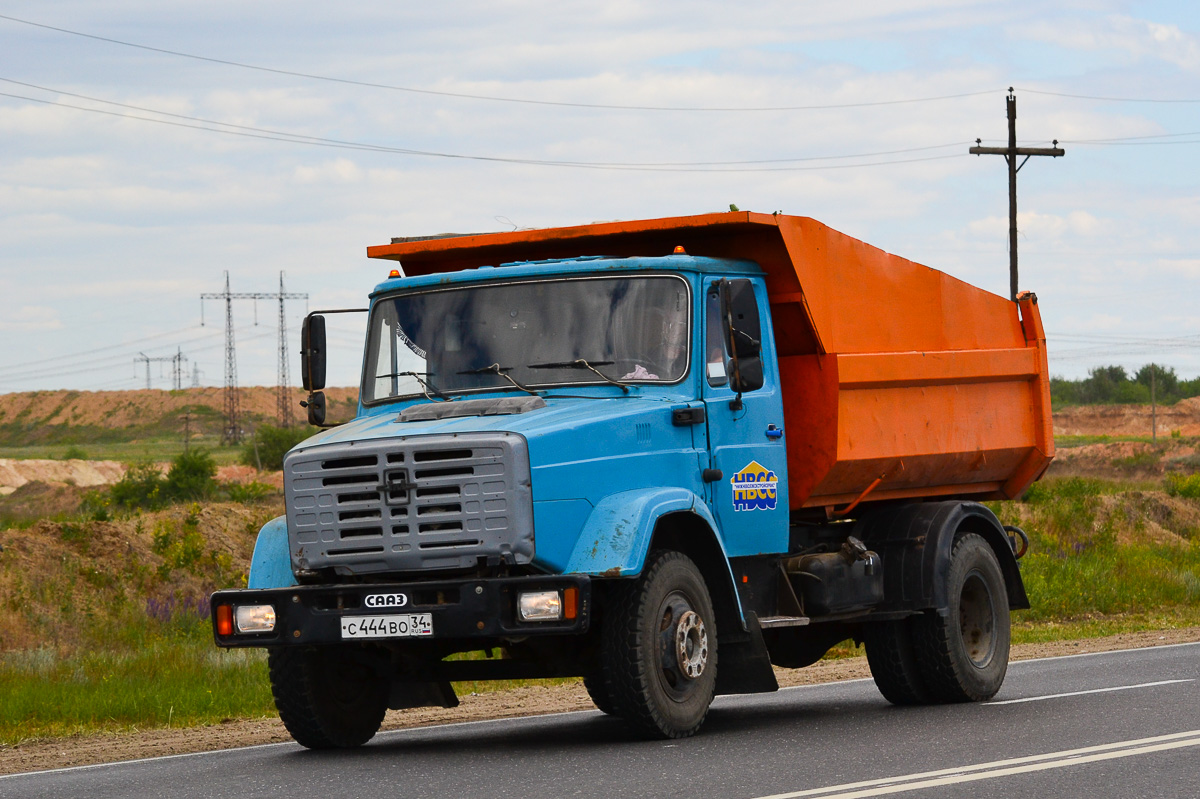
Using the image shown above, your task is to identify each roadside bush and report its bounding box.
[1165,472,1200,499]
[227,482,275,503]
[240,425,312,471]
[62,445,87,460]
[164,450,217,501]
[108,462,167,510]
[107,450,217,510]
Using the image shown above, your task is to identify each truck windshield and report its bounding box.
[363,275,690,403]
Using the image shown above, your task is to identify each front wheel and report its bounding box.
[268,646,389,749]
[600,551,718,739]
[582,672,619,715]
[913,532,1011,702]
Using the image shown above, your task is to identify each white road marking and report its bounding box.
[987,678,1195,705]
[752,730,1200,799]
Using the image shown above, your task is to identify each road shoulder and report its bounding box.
[4,626,1197,776]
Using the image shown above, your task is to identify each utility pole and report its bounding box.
[201,272,308,441]
[171,348,188,391]
[201,272,244,444]
[135,352,175,389]
[275,272,307,428]
[1151,364,1157,442]
[970,88,1065,300]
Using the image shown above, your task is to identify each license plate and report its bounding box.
[341,614,433,639]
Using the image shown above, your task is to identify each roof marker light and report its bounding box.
[388,269,401,278]
[673,245,686,254]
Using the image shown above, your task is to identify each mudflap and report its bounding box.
[714,612,778,696]
[389,680,460,711]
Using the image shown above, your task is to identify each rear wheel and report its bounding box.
[864,618,931,705]
[601,551,718,739]
[913,533,1011,702]
[268,646,389,749]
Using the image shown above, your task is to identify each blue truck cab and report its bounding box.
[212,216,1032,747]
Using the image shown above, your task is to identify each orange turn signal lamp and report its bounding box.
[215,604,233,636]
[563,587,578,620]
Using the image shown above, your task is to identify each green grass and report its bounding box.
[0,439,246,465]
[1011,608,1200,645]
[0,620,274,745]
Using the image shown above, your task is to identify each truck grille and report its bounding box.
[284,432,533,574]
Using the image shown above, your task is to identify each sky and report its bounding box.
[2,1,1199,393]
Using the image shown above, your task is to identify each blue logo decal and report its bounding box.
[731,460,778,511]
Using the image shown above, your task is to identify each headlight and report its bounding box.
[234,604,277,633]
[517,590,563,622]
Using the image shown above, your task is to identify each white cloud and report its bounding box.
[0,306,63,332]
[1156,258,1200,278]
[966,209,1102,238]
[1025,14,1200,71]
[292,159,364,185]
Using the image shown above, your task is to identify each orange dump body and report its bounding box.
[368,212,1054,511]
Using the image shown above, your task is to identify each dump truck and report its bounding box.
[211,212,1052,746]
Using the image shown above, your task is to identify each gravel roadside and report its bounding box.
[3,627,1197,777]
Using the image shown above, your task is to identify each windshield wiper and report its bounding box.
[457,363,540,396]
[527,359,630,393]
[374,371,453,401]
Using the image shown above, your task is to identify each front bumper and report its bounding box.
[211,574,591,648]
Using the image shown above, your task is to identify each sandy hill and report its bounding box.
[0,386,359,431]
[1053,396,1200,437]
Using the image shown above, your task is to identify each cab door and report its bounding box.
[700,277,789,557]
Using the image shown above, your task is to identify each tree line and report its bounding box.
[1051,364,1200,407]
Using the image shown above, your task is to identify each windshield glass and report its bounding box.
[363,275,690,403]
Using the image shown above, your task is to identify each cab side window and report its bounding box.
[705,287,729,387]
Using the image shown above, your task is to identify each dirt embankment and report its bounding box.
[1054,396,1200,437]
[0,502,277,653]
[0,387,359,430]
[0,459,125,496]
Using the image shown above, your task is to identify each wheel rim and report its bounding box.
[657,590,709,697]
[959,569,997,667]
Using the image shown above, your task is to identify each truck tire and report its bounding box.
[864,618,931,705]
[582,672,619,715]
[912,532,1011,702]
[267,646,388,749]
[600,551,718,739]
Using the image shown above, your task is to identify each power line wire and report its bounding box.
[0,84,969,172]
[0,328,270,383]
[1018,87,1200,104]
[0,13,997,113]
[1,76,971,166]
[0,323,203,372]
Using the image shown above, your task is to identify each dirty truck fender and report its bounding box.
[564,487,727,577]
[247,515,298,590]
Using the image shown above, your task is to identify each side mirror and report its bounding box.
[302,391,326,427]
[720,279,764,395]
[301,314,326,391]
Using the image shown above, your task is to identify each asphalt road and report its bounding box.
[4,642,1198,799]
